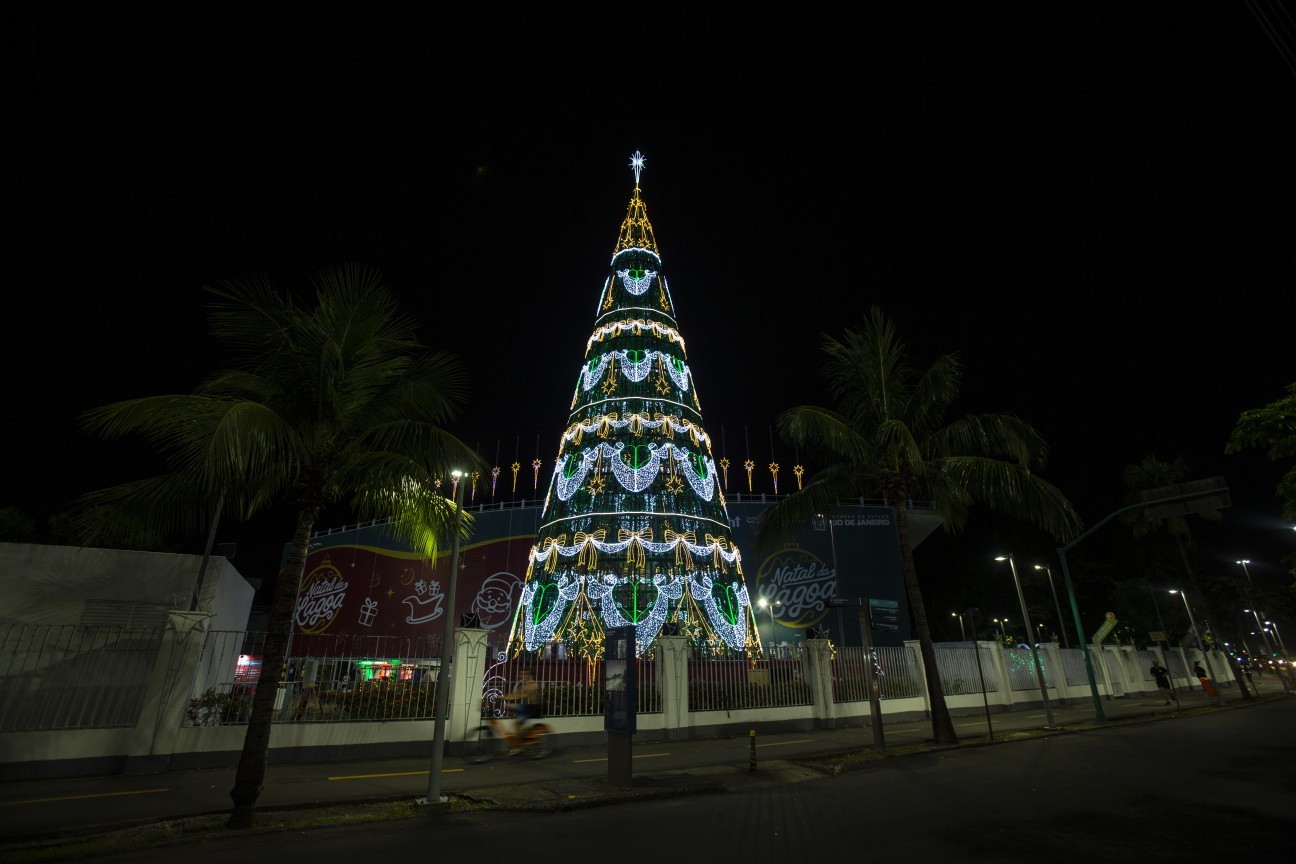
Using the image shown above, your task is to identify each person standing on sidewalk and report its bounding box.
[1193,661,1217,697]
[1151,660,1177,705]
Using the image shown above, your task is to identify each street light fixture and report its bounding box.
[758,596,782,636]
[993,617,1009,642]
[996,553,1055,729]
[951,611,966,640]
[425,470,467,810]
[1034,564,1071,649]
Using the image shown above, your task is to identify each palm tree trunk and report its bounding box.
[895,500,958,744]
[227,500,321,829]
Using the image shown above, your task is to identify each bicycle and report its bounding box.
[464,708,554,763]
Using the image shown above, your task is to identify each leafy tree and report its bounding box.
[757,306,1082,745]
[1225,382,1296,519]
[1225,382,1296,582]
[78,265,483,828]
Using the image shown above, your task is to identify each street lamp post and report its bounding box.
[1266,619,1288,658]
[997,554,1055,729]
[1170,588,1228,705]
[951,612,966,641]
[1237,560,1292,692]
[1169,589,1203,650]
[424,470,467,810]
[993,618,1008,643]
[1034,564,1070,649]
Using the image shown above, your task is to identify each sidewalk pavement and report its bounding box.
[1,675,1285,854]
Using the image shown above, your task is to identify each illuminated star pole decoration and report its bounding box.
[532,458,542,489]
[744,459,755,492]
[769,462,780,495]
[793,464,804,490]
[629,150,645,187]
[491,466,500,497]
[511,461,520,495]
[471,471,479,502]
[720,457,730,490]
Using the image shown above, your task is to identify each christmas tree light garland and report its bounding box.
[508,154,758,658]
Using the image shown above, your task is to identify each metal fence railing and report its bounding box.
[187,630,446,725]
[1004,647,1051,691]
[0,623,164,731]
[933,644,1002,695]
[477,649,661,719]
[688,644,811,711]
[6,622,1192,733]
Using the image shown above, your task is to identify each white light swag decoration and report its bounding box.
[615,267,658,295]
[587,318,686,353]
[554,441,717,500]
[562,412,711,449]
[581,349,692,392]
[518,567,749,651]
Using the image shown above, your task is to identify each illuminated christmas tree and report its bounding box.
[508,153,757,658]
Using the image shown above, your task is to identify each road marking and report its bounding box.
[327,769,463,780]
[572,752,671,764]
[958,721,988,727]
[1,788,169,806]
[756,738,815,748]
[888,727,922,734]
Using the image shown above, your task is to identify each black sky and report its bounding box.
[11,6,1295,598]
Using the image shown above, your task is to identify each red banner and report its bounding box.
[292,537,532,640]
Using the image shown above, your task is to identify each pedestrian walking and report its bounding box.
[1150,660,1176,705]
[1194,661,1216,697]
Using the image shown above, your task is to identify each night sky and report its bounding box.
[11,7,1294,616]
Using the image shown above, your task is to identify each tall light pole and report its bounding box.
[1034,564,1070,649]
[425,470,466,810]
[993,617,1009,643]
[997,553,1055,728]
[1169,589,1202,650]
[1266,619,1288,658]
[1146,585,1169,641]
[951,611,966,641]
[1238,559,1292,691]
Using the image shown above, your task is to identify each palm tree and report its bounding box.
[1120,455,1255,699]
[78,265,484,828]
[757,306,1082,745]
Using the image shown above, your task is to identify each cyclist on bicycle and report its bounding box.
[503,670,541,754]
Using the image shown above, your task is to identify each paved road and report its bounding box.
[0,678,1282,845]
[70,696,1296,863]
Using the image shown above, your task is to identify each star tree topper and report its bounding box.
[630,151,645,186]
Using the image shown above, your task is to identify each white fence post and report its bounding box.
[802,639,836,727]
[1040,641,1069,703]
[904,640,931,717]
[448,628,489,743]
[124,611,211,773]
[657,635,689,740]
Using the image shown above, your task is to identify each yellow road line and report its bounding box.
[2,788,169,806]
[328,769,463,780]
[572,752,671,764]
[888,727,922,734]
[756,738,815,748]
